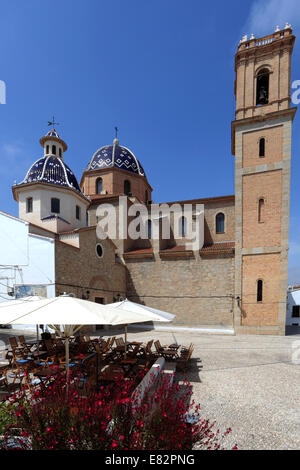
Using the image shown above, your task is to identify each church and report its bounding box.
[1,25,296,335]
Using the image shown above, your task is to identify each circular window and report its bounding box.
[96,243,104,258]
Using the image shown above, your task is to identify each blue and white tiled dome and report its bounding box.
[87,140,146,176]
[20,155,82,192]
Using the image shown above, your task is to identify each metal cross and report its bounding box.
[115,126,118,138]
[48,116,60,127]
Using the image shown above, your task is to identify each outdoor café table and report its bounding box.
[126,341,142,351]
[160,349,179,360]
[167,344,180,350]
[30,350,48,360]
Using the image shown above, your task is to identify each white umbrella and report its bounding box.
[0,295,174,375]
[107,299,175,355]
[0,296,47,351]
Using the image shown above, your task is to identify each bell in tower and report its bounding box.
[256,70,269,105]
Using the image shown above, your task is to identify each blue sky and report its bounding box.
[0,0,299,282]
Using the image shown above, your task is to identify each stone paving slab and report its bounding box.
[106,327,300,450]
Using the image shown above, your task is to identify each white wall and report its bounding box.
[18,185,88,232]
[0,211,55,330]
[286,290,300,326]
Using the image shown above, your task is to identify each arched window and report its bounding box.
[179,216,187,237]
[96,178,103,194]
[257,279,263,302]
[124,180,131,196]
[147,219,152,239]
[216,213,225,233]
[259,138,265,157]
[256,69,269,105]
[258,198,265,223]
[52,145,56,155]
[46,145,49,154]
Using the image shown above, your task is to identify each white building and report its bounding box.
[286,287,300,326]
[0,211,56,329]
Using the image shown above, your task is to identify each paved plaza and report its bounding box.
[1,326,300,450]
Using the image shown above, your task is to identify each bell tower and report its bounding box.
[232,25,296,334]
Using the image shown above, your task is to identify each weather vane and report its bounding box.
[115,126,118,139]
[48,116,60,127]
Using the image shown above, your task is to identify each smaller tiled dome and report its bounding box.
[20,156,82,192]
[87,139,146,176]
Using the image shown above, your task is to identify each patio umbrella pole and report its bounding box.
[124,324,128,358]
[36,324,40,354]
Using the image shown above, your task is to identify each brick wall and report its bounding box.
[242,170,282,248]
[81,167,152,204]
[242,126,283,168]
[241,253,281,326]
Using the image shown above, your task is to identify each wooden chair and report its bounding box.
[8,337,25,355]
[175,344,194,371]
[0,366,9,391]
[141,340,159,360]
[107,336,116,350]
[154,340,163,354]
[45,338,65,355]
[36,355,56,368]
[180,343,193,357]
[113,337,126,358]
[18,335,33,354]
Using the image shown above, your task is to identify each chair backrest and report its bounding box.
[84,335,91,342]
[154,340,161,353]
[116,337,124,347]
[101,340,110,353]
[109,336,116,348]
[9,337,18,350]
[145,340,153,353]
[18,335,26,345]
[186,344,194,361]
[93,342,102,355]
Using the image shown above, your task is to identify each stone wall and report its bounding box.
[55,226,126,303]
[126,253,234,327]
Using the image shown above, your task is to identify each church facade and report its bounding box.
[8,26,296,335]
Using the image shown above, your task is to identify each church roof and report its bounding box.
[87,139,146,176]
[19,155,82,193]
